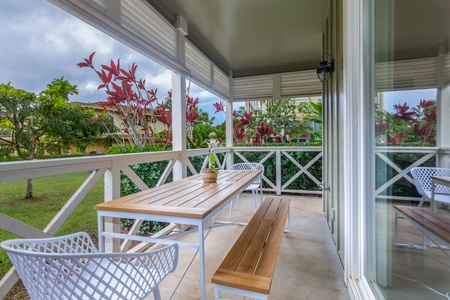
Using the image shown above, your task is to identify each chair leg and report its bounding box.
[259,185,263,204]
[252,190,257,211]
[418,197,424,207]
[229,199,234,218]
[153,285,162,300]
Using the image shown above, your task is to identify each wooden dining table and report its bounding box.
[95,169,261,300]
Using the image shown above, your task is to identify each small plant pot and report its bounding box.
[201,169,218,183]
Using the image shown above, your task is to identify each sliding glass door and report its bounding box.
[370,1,450,298]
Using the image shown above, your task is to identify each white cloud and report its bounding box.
[84,81,101,92]
[0,0,176,104]
[191,90,213,100]
[146,70,172,93]
[0,0,227,120]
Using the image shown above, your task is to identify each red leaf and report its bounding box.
[213,101,225,114]
[88,52,96,65]
[77,62,89,68]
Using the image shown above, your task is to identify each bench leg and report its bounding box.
[214,284,268,300]
[394,211,399,246]
[394,211,426,250]
[284,206,291,233]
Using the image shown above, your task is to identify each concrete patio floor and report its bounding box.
[151,194,350,300]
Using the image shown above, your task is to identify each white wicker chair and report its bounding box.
[228,163,264,217]
[1,232,178,300]
[411,167,450,209]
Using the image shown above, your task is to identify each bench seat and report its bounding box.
[211,196,290,299]
[394,205,450,249]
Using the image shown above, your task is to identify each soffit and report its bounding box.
[389,0,450,61]
[147,0,330,77]
[145,0,449,78]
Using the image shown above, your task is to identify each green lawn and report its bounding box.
[0,172,104,278]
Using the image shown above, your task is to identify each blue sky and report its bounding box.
[0,0,226,124]
[382,89,437,113]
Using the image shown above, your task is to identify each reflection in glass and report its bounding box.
[373,0,450,299]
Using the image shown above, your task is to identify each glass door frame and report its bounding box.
[343,0,381,298]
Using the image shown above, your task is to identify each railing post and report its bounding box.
[276,150,281,195]
[226,99,234,168]
[172,15,188,180]
[104,163,121,252]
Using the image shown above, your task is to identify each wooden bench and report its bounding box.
[394,205,450,250]
[211,196,291,300]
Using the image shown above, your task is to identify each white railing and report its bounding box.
[232,146,323,195]
[0,151,172,297]
[374,146,450,201]
[1,145,449,297]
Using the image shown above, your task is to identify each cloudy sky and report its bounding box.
[0,0,225,123]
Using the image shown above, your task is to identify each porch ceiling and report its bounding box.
[147,0,329,77]
[147,0,450,78]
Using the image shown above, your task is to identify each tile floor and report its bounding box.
[149,194,350,300]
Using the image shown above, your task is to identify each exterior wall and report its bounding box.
[73,102,168,153]
[69,141,109,155]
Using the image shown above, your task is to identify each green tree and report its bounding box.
[0,78,111,198]
[189,122,225,149]
[55,104,117,155]
[265,99,306,142]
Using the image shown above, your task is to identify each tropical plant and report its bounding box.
[213,98,322,145]
[265,99,304,142]
[375,100,436,146]
[0,78,110,198]
[78,52,166,149]
[77,52,209,150]
[205,132,220,173]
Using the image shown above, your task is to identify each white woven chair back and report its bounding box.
[1,232,178,300]
[411,167,450,196]
[229,163,264,185]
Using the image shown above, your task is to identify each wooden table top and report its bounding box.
[95,170,261,219]
[431,176,450,186]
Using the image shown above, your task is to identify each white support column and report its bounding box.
[172,15,188,180]
[225,72,234,168]
[225,101,234,149]
[437,45,450,167]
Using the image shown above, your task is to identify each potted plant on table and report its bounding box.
[201,132,220,183]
